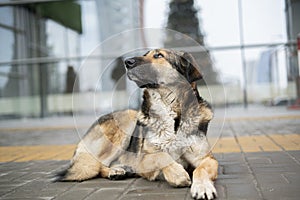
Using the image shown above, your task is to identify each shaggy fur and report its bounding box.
[56,49,218,200]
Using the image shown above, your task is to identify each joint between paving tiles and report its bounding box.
[80,188,98,200]
[229,121,265,199]
[116,178,137,200]
[51,182,77,200]
[264,133,300,166]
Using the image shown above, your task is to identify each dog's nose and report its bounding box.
[125,58,136,69]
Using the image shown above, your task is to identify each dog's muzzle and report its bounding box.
[125,58,136,69]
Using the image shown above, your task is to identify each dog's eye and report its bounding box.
[153,53,164,59]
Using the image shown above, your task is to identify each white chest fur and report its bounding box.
[138,88,208,160]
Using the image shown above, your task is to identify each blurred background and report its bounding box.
[0,0,299,119]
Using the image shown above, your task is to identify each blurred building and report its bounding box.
[1,6,48,98]
[0,1,82,118]
[95,0,141,91]
[250,48,287,88]
[0,0,142,118]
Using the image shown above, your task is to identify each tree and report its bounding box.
[164,0,219,85]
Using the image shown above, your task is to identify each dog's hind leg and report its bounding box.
[55,134,123,182]
[55,110,137,182]
[55,152,102,181]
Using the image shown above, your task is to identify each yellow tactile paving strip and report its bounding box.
[0,145,75,162]
[209,134,300,153]
[0,134,299,162]
[225,115,300,122]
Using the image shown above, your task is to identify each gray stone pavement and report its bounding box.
[0,151,299,200]
[0,106,300,200]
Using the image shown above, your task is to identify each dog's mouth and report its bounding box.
[127,73,158,88]
[126,65,160,88]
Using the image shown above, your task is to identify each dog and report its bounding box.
[56,49,218,200]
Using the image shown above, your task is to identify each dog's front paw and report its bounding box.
[163,162,191,187]
[191,179,217,200]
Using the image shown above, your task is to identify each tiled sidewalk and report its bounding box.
[0,107,299,199]
[0,151,299,200]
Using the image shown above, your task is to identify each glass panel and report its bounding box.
[0,28,14,96]
[244,47,296,104]
[212,49,243,85]
[0,28,14,62]
[197,0,240,47]
[67,29,79,57]
[46,20,66,57]
[209,49,244,104]
[242,0,287,44]
[0,7,14,27]
[0,63,41,118]
[80,0,100,54]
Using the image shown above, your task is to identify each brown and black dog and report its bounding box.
[56,49,218,200]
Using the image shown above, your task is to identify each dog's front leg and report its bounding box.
[138,152,191,187]
[183,141,218,200]
[162,160,192,187]
[191,155,218,200]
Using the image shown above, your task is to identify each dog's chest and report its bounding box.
[138,89,201,156]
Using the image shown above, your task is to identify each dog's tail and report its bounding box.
[53,167,73,182]
[53,153,102,182]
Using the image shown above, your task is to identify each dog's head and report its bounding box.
[124,49,202,88]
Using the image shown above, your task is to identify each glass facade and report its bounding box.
[193,0,298,106]
[0,3,83,118]
[0,0,299,119]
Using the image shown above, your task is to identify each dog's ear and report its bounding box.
[179,52,202,83]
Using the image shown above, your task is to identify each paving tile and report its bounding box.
[1,197,48,200]
[129,177,160,189]
[217,174,253,184]
[122,193,187,200]
[246,152,296,164]
[214,184,227,199]
[210,137,241,153]
[288,150,300,160]
[268,134,300,151]
[54,188,95,200]
[43,181,75,191]
[0,172,27,182]
[126,187,188,195]
[250,164,300,174]
[260,183,300,199]
[73,178,134,189]
[225,183,261,199]
[246,156,273,164]
[282,172,300,184]
[85,188,124,200]
[223,163,249,174]
[123,187,188,200]
[2,188,61,199]
[255,173,289,185]
[221,152,244,161]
